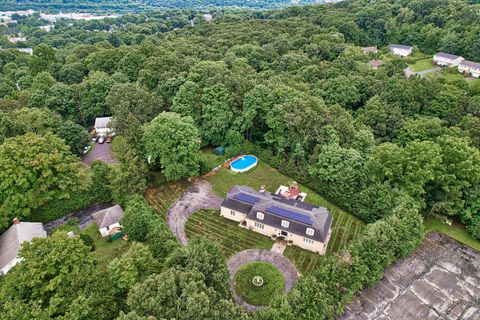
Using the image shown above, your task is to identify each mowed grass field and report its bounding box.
[145,180,191,218]
[201,153,365,274]
[185,209,274,256]
[410,57,436,72]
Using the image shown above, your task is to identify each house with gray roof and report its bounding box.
[433,52,464,67]
[458,60,480,78]
[94,116,113,136]
[92,205,124,237]
[388,44,413,57]
[0,220,46,275]
[220,185,333,254]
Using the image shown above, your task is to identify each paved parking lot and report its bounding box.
[340,233,480,320]
[82,142,117,166]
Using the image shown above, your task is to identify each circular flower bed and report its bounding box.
[233,261,285,306]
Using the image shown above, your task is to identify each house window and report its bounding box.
[256,212,264,220]
[281,220,289,228]
[254,222,264,230]
[230,210,235,216]
[306,228,315,236]
[303,238,314,245]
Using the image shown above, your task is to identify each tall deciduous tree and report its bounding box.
[56,120,90,155]
[107,83,163,135]
[0,132,86,227]
[143,112,201,181]
[108,242,159,292]
[0,233,100,319]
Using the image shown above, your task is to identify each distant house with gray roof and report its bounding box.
[94,116,113,136]
[389,44,413,57]
[433,52,464,67]
[92,205,124,237]
[0,220,46,275]
[458,60,480,78]
[220,185,332,254]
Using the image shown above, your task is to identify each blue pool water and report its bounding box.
[231,155,258,172]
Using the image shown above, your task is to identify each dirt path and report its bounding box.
[227,249,299,312]
[167,180,223,245]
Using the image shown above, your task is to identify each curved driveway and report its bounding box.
[227,249,299,311]
[167,180,223,245]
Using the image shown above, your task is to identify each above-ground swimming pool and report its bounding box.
[230,155,258,173]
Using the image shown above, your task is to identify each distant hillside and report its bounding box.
[1,0,339,13]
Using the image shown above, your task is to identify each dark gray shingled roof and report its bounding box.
[223,185,332,242]
[389,44,412,50]
[460,60,480,69]
[434,52,463,60]
[220,198,253,214]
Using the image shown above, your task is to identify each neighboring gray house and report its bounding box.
[92,205,124,237]
[433,52,464,67]
[0,220,46,275]
[389,44,413,57]
[458,60,480,78]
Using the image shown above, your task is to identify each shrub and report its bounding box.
[122,196,157,242]
[79,234,95,251]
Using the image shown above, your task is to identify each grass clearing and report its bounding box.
[185,209,274,256]
[202,152,365,274]
[424,216,480,251]
[81,223,130,267]
[410,57,435,72]
[51,222,130,268]
[234,262,285,306]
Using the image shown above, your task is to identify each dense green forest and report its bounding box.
[2,0,331,12]
[0,0,479,319]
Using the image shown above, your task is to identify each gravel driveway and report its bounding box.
[167,180,223,245]
[227,249,299,311]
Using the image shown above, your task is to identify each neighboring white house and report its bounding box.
[458,60,480,78]
[0,220,46,276]
[17,48,33,55]
[94,116,113,136]
[389,44,413,57]
[92,205,125,237]
[7,36,26,43]
[433,52,464,67]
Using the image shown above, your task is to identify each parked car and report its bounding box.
[91,136,98,143]
[98,136,106,144]
[106,135,113,143]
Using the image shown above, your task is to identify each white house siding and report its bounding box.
[390,48,412,57]
[243,217,327,255]
[433,55,464,67]
[458,63,480,78]
[99,222,121,237]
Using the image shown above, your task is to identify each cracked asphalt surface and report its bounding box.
[340,232,480,320]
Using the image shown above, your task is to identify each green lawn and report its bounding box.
[201,153,365,274]
[185,209,274,256]
[51,221,130,268]
[410,57,435,72]
[234,262,285,306]
[424,216,480,251]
